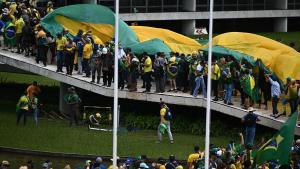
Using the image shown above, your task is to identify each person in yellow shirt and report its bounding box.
[16,93,30,126]
[211,59,221,101]
[287,78,299,114]
[46,1,54,14]
[55,33,67,72]
[9,2,17,16]
[143,52,152,92]
[15,14,24,53]
[187,145,204,169]
[82,38,92,77]
[157,100,173,143]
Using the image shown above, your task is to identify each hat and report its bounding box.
[286,77,292,82]
[42,163,49,168]
[96,113,101,118]
[210,148,219,156]
[248,107,255,112]
[2,161,9,166]
[102,48,108,54]
[139,162,149,169]
[169,56,176,63]
[64,164,71,169]
[2,8,9,14]
[176,165,183,169]
[296,139,300,144]
[85,160,91,166]
[125,158,134,166]
[96,157,102,163]
[192,51,198,57]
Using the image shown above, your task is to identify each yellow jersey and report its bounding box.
[187,153,204,163]
[17,95,30,111]
[83,43,93,59]
[211,64,221,80]
[144,56,152,73]
[56,37,67,51]
[15,18,25,34]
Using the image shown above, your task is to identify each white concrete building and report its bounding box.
[61,0,300,35]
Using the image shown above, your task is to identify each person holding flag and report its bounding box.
[265,74,281,118]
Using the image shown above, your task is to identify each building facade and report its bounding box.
[64,0,300,34]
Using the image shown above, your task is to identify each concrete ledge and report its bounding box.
[0,51,299,135]
[120,10,300,21]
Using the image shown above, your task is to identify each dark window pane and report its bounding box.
[164,0,177,5]
[132,0,146,6]
[148,0,162,6]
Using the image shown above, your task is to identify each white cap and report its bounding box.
[102,48,108,54]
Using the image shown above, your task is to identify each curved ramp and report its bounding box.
[0,51,299,135]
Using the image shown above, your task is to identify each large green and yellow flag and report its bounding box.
[255,112,298,165]
[242,74,259,103]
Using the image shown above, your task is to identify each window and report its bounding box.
[132,0,146,6]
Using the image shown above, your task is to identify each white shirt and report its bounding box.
[196,64,203,71]
[196,64,203,77]
[118,48,125,59]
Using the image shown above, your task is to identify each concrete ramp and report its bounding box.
[0,51,299,135]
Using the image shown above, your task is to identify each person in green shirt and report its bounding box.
[64,86,81,126]
[223,67,234,105]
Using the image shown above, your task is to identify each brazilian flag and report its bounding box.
[242,74,259,103]
[255,112,298,165]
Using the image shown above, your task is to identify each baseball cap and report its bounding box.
[2,161,9,166]
[96,157,102,163]
[139,162,149,169]
[102,48,108,54]
[42,163,49,168]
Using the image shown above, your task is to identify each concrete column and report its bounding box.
[273,0,287,9]
[59,82,69,114]
[274,17,287,32]
[182,20,196,35]
[182,0,196,36]
[183,0,196,12]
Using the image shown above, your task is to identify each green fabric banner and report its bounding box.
[255,112,298,165]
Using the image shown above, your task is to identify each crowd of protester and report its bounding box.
[2,134,300,169]
[2,1,300,169]
[1,1,300,117]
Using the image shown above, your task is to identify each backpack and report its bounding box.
[244,113,256,127]
[164,106,172,120]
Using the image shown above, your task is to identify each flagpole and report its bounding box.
[113,0,119,168]
[204,0,214,168]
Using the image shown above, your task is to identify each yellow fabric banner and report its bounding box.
[206,32,300,81]
[131,26,202,55]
